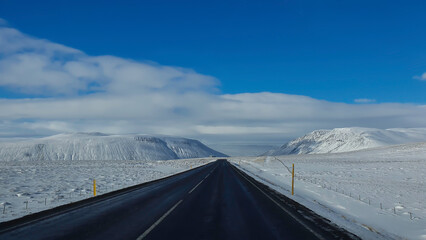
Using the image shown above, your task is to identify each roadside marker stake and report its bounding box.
[93,179,97,197]
[291,164,295,195]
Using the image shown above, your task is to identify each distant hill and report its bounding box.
[0,133,226,161]
[262,127,426,155]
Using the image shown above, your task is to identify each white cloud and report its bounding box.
[0,24,426,145]
[413,73,426,81]
[195,125,279,135]
[354,98,376,103]
[0,27,218,96]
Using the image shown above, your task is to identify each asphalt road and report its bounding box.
[0,160,359,240]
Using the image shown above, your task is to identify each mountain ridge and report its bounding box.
[0,133,227,161]
[262,127,426,156]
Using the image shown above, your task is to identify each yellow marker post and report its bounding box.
[291,164,295,195]
[93,179,97,197]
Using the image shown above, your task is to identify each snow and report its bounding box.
[0,157,214,223]
[0,133,226,161]
[232,142,426,240]
[1,130,425,239]
[0,133,225,222]
[263,127,426,155]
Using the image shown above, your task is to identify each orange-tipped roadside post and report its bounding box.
[93,179,97,197]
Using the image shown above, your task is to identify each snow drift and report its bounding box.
[0,133,226,161]
[263,127,426,155]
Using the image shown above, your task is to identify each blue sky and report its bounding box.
[1,0,425,103]
[0,1,426,154]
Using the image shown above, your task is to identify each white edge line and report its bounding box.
[234,167,326,240]
[136,199,183,240]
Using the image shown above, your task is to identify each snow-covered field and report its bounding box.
[232,142,426,240]
[0,157,214,223]
[0,132,224,223]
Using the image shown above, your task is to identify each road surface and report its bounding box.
[0,160,359,240]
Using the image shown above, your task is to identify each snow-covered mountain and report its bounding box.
[0,133,226,161]
[262,127,426,155]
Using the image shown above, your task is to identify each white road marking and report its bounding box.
[136,199,183,240]
[234,167,326,240]
[136,166,217,239]
[189,179,204,194]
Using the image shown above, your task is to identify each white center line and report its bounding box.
[136,167,215,239]
[136,199,183,240]
[189,179,204,194]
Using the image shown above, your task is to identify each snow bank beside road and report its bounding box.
[0,158,213,223]
[233,142,426,240]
